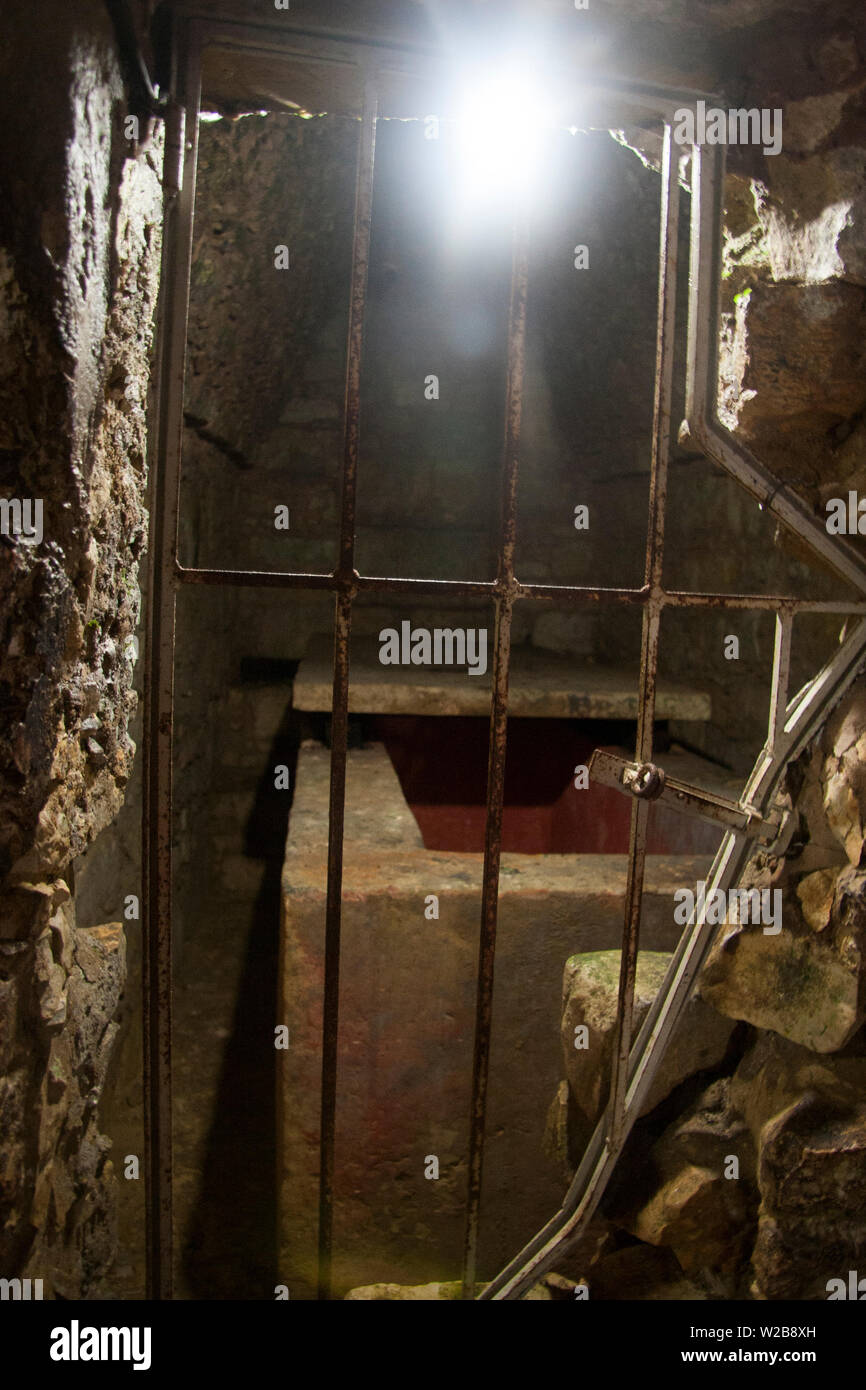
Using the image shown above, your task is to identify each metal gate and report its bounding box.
[143,13,866,1300]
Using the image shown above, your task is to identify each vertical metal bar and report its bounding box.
[607,123,679,1146]
[317,75,377,1301]
[684,139,716,434]
[335,77,377,580]
[141,19,201,1300]
[461,210,529,1299]
[318,589,352,1301]
[767,609,793,755]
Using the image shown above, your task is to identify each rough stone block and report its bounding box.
[561,949,734,1125]
[721,281,866,435]
[278,742,712,1297]
[614,1080,754,1286]
[700,865,866,1053]
[730,1032,866,1299]
[629,1165,743,1274]
[822,683,866,867]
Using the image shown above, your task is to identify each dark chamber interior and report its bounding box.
[372,715,714,853]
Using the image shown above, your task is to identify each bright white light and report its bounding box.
[453,67,555,209]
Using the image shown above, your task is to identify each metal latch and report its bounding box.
[588,749,788,847]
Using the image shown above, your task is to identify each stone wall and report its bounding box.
[0,0,162,1295]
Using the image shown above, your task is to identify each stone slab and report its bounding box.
[293,634,712,720]
[278,742,714,1297]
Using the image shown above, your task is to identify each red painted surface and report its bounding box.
[372,715,716,855]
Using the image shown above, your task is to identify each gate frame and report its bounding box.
[143,13,866,1300]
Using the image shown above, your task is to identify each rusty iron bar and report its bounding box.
[317,77,378,1302]
[460,212,529,1300]
[318,589,353,1302]
[605,123,679,1149]
[141,15,202,1300]
[173,564,866,615]
[175,564,644,603]
[660,591,866,613]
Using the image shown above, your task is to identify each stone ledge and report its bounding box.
[293,635,712,720]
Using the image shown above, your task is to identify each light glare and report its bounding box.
[454,68,554,208]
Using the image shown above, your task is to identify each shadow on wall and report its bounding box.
[181,694,300,1299]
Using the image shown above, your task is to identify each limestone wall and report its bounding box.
[0,0,161,1295]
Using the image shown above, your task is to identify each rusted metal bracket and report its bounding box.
[588,749,787,847]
